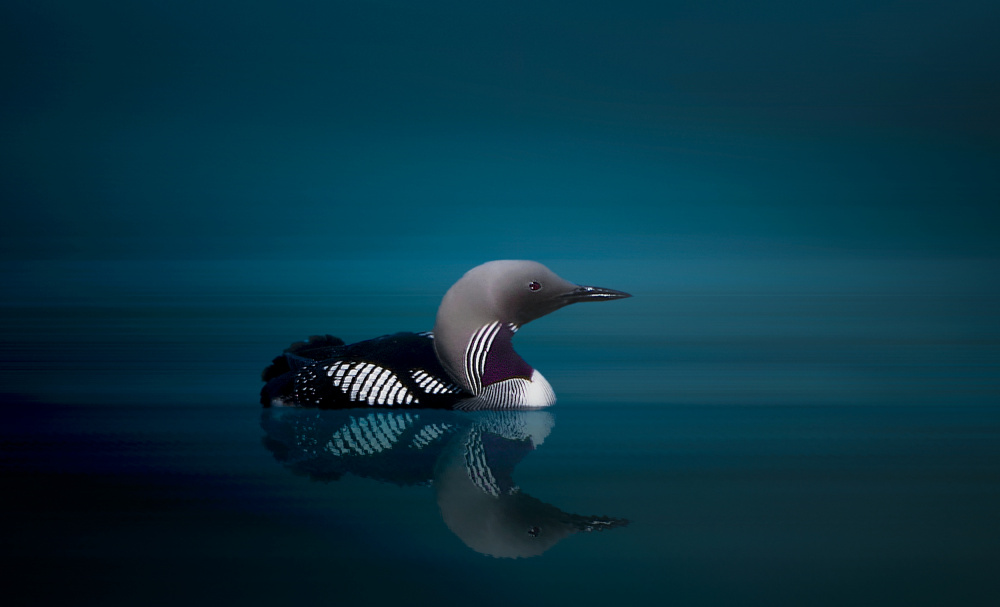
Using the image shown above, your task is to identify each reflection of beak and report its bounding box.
[567,514,630,532]
[559,285,632,304]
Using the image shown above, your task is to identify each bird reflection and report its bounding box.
[260,408,628,558]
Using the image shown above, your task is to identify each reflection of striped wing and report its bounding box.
[324,411,455,456]
[260,408,464,485]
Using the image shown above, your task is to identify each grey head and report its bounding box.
[432,260,630,409]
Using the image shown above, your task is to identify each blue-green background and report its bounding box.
[2,1,999,605]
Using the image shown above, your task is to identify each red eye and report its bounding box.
[528,281,542,291]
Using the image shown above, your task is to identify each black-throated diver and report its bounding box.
[261,260,630,410]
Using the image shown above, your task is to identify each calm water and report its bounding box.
[3,259,999,606]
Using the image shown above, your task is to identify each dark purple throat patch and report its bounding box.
[481,325,533,386]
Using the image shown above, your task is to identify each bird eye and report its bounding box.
[527,526,541,537]
[528,281,542,292]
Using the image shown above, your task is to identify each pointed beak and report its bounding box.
[559,285,632,304]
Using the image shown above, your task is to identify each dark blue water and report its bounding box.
[2,258,998,606]
[5,1,1000,603]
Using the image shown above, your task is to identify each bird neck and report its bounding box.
[461,322,533,395]
[434,320,532,395]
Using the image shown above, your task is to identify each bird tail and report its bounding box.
[260,334,346,406]
[261,334,345,382]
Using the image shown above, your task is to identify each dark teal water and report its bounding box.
[3,259,998,606]
[5,2,1000,604]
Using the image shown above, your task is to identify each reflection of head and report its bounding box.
[435,412,628,559]
[437,468,626,558]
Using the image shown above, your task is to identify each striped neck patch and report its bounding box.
[464,321,503,394]
[463,322,532,397]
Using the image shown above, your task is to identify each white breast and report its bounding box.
[457,369,556,410]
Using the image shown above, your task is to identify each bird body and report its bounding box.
[261,260,629,410]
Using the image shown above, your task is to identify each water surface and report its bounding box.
[2,259,998,606]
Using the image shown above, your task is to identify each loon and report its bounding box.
[260,260,630,410]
